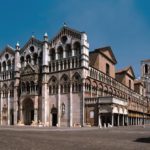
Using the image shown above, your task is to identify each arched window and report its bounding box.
[109,87,113,96]
[92,81,97,95]
[48,76,58,95]
[129,80,131,89]
[3,84,8,98]
[106,63,110,76]
[73,42,81,56]
[98,84,103,96]
[57,46,63,59]
[7,60,11,70]
[60,74,70,94]
[2,61,6,71]
[85,79,91,92]
[33,53,38,65]
[26,55,31,63]
[72,72,81,93]
[65,44,72,57]
[50,48,55,61]
[103,86,108,96]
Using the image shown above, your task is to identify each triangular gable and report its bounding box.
[95,46,117,64]
[116,66,135,79]
[134,79,143,86]
[49,26,82,45]
[126,66,135,79]
[0,45,15,57]
[20,37,43,54]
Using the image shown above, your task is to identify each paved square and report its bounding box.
[0,126,149,150]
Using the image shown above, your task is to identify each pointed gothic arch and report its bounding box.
[48,76,58,95]
[60,74,70,93]
[72,72,82,92]
[22,98,34,125]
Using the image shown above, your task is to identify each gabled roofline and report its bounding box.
[49,26,82,45]
[0,45,15,57]
[90,46,117,64]
[116,66,136,79]
[20,37,43,54]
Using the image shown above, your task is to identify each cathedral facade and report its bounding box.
[0,26,150,127]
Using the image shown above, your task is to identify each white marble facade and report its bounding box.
[0,26,89,127]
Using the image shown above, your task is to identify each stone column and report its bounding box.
[70,59,72,69]
[98,113,102,128]
[58,62,60,71]
[72,49,75,57]
[20,107,23,123]
[62,62,64,70]
[63,50,66,58]
[13,86,18,125]
[138,117,140,125]
[69,83,73,127]
[6,64,8,71]
[34,108,38,124]
[57,85,61,127]
[122,114,124,126]
[55,50,58,60]
[24,60,27,67]
[111,113,114,127]
[117,114,120,126]
[7,91,10,125]
[42,82,48,125]
[81,79,86,126]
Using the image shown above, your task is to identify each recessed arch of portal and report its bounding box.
[21,97,35,125]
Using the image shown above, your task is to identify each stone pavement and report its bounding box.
[0,125,149,150]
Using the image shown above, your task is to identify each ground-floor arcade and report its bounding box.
[84,96,150,127]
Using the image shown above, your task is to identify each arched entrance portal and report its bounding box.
[51,107,58,126]
[23,98,34,125]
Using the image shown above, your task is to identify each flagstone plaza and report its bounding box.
[0,126,149,150]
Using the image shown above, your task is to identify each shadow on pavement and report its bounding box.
[134,137,150,143]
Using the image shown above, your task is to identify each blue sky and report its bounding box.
[0,0,150,77]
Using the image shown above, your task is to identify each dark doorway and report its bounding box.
[52,113,57,126]
[23,98,34,125]
[10,109,14,125]
[51,107,58,126]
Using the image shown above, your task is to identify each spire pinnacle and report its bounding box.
[16,42,20,50]
[63,22,67,27]
[44,32,48,42]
